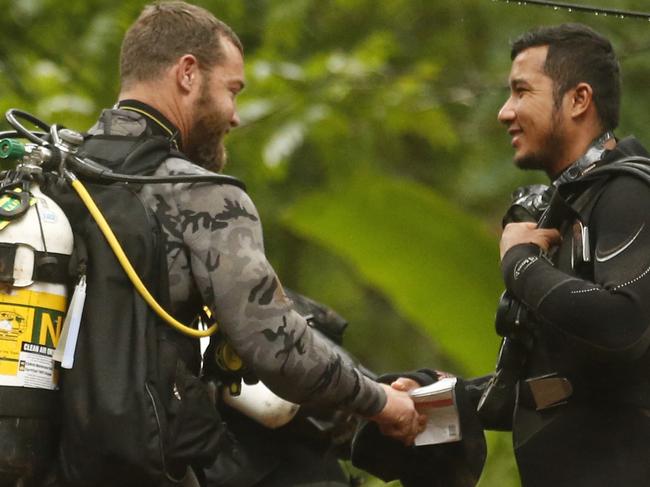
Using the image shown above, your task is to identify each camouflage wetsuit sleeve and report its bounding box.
[144,158,386,417]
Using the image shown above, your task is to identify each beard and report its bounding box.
[515,110,569,174]
[184,85,231,173]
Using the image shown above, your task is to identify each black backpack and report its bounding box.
[41,134,242,486]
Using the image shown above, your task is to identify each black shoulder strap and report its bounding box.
[75,134,246,190]
[574,156,650,225]
[587,156,650,184]
[77,135,171,175]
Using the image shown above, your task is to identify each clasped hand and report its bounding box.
[500,222,561,260]
[369,380,428,446]
[370,379,427,445]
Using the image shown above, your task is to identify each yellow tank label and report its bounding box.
[0,189,36,230]
[0,288,65,389]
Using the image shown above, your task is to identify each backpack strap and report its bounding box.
[77,135,171,175]
[586,155,650,184]
[575,155,650,225]
[75,134,246,190]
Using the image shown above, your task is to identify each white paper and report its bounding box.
[410,376,461,446]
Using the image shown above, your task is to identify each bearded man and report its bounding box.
[84,1,424,486]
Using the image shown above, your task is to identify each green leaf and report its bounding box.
[282,172,503,375]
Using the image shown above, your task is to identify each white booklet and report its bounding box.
[409,377,461,446]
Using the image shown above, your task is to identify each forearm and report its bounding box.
[502,243,650,356]
[224,301,386,416]
[183,188,385,415]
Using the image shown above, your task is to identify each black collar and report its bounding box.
[117,99,182,150]
[553,131,615,187]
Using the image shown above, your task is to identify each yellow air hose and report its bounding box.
[69,177,217,338]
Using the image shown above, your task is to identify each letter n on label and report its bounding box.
[32,309,63,348]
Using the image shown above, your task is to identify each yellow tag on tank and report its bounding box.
[0,188,36,230]
[0,288,65,388]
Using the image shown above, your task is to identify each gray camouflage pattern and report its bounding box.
[88,108,385,416]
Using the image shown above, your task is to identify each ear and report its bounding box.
[569,82,593,119]
[175,54,200,94]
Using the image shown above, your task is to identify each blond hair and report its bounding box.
[120,1,242,89]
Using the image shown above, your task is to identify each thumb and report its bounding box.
[391,377,421,392]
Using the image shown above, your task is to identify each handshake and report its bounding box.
[367,376,433,446]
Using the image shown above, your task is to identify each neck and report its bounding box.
[549,124,615,178]
[552,130,616,185]
[118,83,190,146]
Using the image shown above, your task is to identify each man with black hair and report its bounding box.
[368,23,650,487]
[493,22,650,486]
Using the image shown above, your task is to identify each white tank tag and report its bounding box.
[53,275,86,369]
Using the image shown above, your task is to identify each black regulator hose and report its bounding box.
[66,155,246,190]
[4,109,246,190]
[0,130,49,140]
[5,109,51,145]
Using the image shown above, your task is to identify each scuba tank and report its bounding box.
[0,139,73,485]
[0,109,252,486]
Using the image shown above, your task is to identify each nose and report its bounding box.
[498,97,515,125]
[230,110,240,128]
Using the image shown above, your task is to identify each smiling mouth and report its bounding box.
[508,129,522,147]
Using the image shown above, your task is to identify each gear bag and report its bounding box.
[40,134,240,486]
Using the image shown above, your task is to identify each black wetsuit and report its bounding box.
[501,137,650,486]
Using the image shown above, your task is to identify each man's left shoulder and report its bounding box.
[592,171,650,225]
[158,156,210,177]
[156,157,256,215]
[602,169,650,195]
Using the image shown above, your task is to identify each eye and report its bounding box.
[512,84,530,98]
[229,87,243,100]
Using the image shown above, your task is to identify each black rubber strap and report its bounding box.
[0,244,69,285]
[0,243,17,284]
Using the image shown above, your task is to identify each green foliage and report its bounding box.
[3,1,650,486]
[283,171,502,375]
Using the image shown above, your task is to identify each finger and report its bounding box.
[538,230,562,249]
[402,434,416,446]
[378,422,405,439]
[539,228,559,237]
[380,417,416,438]
[391,377,420,392]
[435,370,454,379]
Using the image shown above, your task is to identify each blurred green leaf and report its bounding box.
[282,171,503,375]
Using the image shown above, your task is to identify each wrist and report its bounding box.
[501,243,543,292]
[361,381,388,419]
